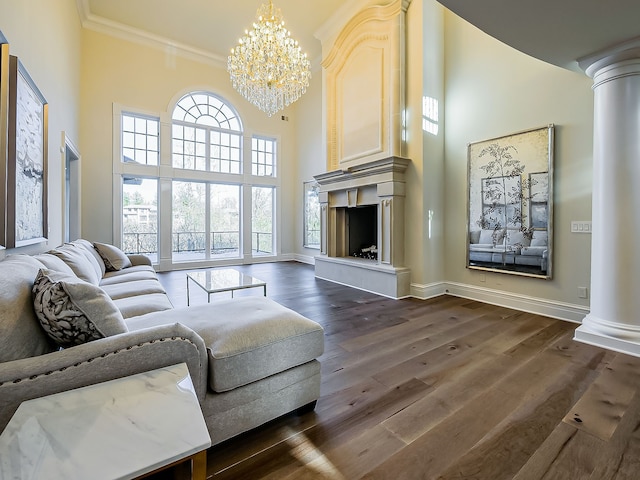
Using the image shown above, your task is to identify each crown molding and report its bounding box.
[75,0,227,68]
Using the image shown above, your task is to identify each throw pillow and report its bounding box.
[531,231,548,247]
[94,242,132,271]
[48,243,101,285]
[32,269,128,347]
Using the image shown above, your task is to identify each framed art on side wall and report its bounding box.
[7,55,48,248]
[0,32,9,249]
[467,125,554,279]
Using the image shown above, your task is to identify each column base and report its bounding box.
[575,314,640,358]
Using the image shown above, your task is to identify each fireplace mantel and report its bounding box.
[314,156,411,298]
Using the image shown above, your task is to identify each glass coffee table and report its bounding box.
[186,268,267,305]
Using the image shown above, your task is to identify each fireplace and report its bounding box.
[314,157,410,298]
[340,205,378,260]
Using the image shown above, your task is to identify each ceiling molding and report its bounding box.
[75,0,227,69]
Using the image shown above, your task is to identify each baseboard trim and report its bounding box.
[287,259,589,323]
[444,282,589,324]
[291,254,315,265]
[410,282,448,300]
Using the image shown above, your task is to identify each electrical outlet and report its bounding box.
[578,287,588,299]
[479,273,486,283]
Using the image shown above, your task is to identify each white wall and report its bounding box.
[294,68,325,263]
[443,10,595,310]
[0,0,82,257]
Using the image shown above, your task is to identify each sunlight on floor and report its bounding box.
[281,427,346,479]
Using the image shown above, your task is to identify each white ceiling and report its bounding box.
[81,0,640,73]
[81,0,346,64]
[436,0,640,72]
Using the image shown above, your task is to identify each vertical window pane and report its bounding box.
[122,114,159,166]
[122,178,158,263]
[252,136,276,177]
[172,181,206,261]
[304,181,320,248]
[210,184,241,258]
[252,186,274,256]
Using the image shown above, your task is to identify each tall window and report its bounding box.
[120,112,160,261]
[117,92,279,266]
[252,186,274,255]
[304,181,320,248]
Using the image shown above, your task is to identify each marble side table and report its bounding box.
[0,363,211,479]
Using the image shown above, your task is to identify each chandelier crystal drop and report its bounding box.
[227,0,311,117]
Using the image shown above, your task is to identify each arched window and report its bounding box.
[172,92,243,173]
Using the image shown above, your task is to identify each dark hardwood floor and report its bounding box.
[156,261,640,480]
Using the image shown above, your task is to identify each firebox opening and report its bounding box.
[347,205,378,260]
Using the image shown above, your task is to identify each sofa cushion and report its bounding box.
[100,269,158,286]
[48,243,101,285]
[100,279,166,300]
[478,229,505,246]
[32,269,128,347]
[94,242,132,271]
[114,293,174,319]
[71,239,106,277]
[0,255,56,362]
[521,246,547,256]
[33,253,76,278]
[126,297,325,393]
[102,265,156,278]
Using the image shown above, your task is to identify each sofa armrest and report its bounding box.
[127,253,153,267]
[0,323,208,432]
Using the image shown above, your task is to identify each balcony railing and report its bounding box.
[123,231,273,257]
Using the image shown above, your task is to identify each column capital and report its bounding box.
[578,36,640,78]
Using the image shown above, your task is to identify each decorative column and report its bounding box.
[574,41,640,356]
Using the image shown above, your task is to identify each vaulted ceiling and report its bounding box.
[436,0,640,72]
[79,0,345,64]
[80,0,640,73]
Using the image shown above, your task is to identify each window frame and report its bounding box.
[113,95,281,270]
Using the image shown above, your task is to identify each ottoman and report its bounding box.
[126,296,324,444]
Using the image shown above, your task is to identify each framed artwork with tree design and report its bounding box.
[7,55,48,248]
[467,125,554,278]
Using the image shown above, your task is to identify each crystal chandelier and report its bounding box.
[228,0,311,117]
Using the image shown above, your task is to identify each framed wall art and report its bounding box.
[0,31,9,249]
[467,125,554,279]
[7,55,48,248]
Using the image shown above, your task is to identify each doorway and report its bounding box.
[62,132,80,243]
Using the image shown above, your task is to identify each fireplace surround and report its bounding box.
[314,157,410,298]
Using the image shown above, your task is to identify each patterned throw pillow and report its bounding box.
[32,269,128,347]
[93,242,132,271]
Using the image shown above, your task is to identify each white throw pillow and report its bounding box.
[32,269,128,347]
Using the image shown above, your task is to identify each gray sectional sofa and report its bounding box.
[0,240,324,446]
